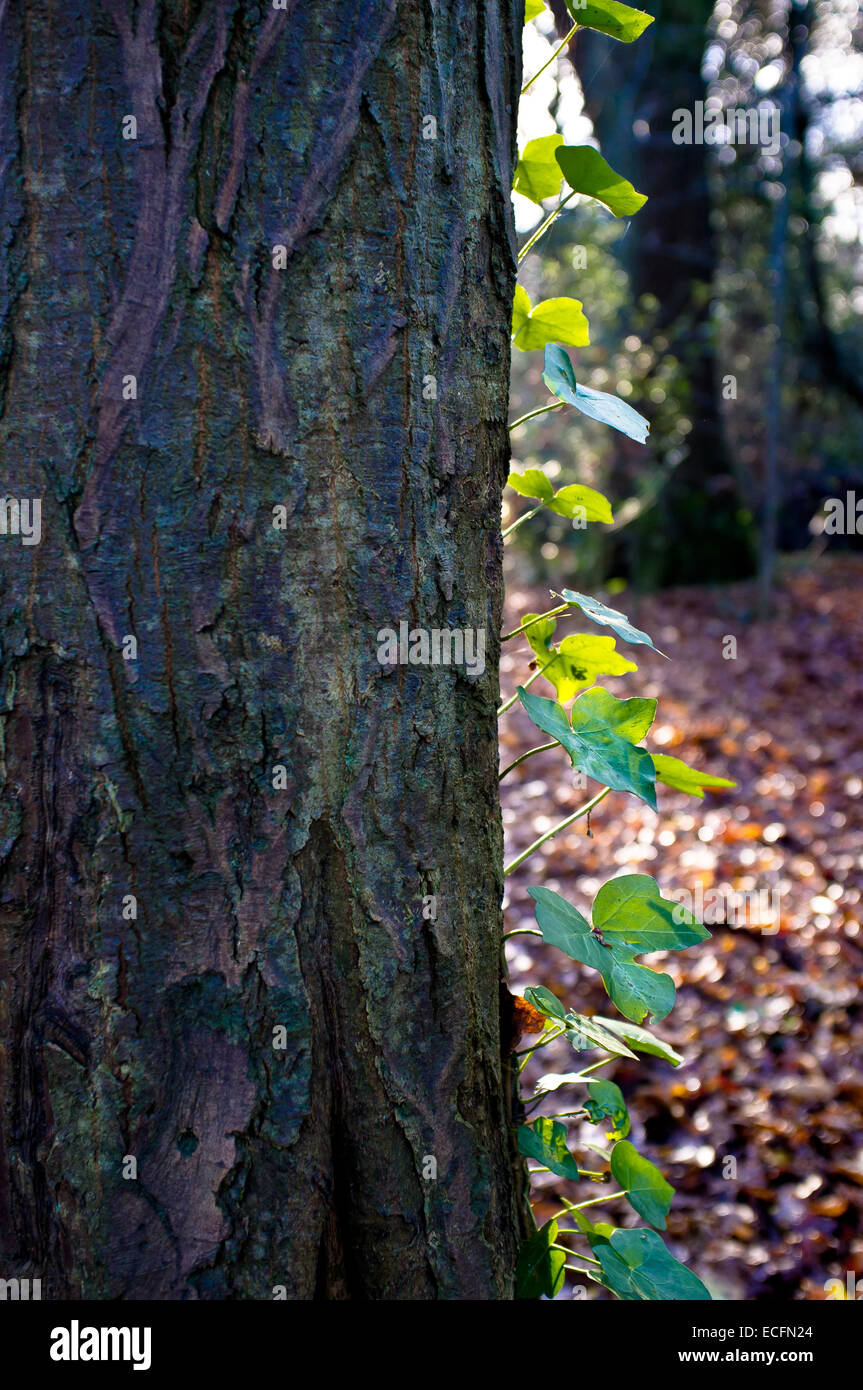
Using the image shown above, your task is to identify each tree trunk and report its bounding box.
[0,0,526,1299]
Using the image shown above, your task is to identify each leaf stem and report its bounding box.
[503,786,610,876]
[501,604,569,642]
[497,657,555,717]
[514,1025,566,1061]
[571,1191,625,1210]
[499,740,559,781]
[518,189,577,264]
[508,399,565,432]
[502,502,545,540]
[521,22,578,94]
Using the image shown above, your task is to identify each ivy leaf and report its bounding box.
[556,145,647,217]
[517,686,657,808]
[595,1228,712,1301]
[525,0,546,20]
[565,1010,637,1058]
[592,874,710,953]
[543,345,649,443]
[585,1079,630,1140]
[516,1220,566,1300]
[529,883,676,1025]
[572,684,656,742]
[530,875,710,1025]
[506,475,613,526]
[590,1015,684,1067]
[557,587,664,654]
[547,483,614,522]
[514,134,564,204]
[506,469,555,502]
[512,289,590,351]
[565,0,655,44]
[652,753,737,800]
[512,283,531,339]
[524,620,637,704]
[610,1141,675,1229]
[524,984,566,1022]
[519,1118,582,1180]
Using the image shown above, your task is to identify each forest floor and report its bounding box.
[500,553,863,1301]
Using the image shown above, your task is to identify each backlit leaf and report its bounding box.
[565,0,655,44]
[590,1015,684,1066]
[513,291,590,351]
[652,752,737,800]
[514,134,564,204]
[524,621,636,703]
[556,145,647,216]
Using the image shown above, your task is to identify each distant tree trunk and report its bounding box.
[559,0,757,586]
[0,0,527,1299]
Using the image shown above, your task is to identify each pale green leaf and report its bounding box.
[525,621,636,704]
[591,1015,684,1066]
[512,291,590,351]
[514,134,564,204]
[557,145,647,216]
[565,0,655,44]
[652,753,737,800]
[507,468,554,502]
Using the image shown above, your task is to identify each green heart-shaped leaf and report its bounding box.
[557,145,647,217]
[529,884,677,1024]
[565,0,655,44]
[593,874,710,953]
[610,1141,675,1229]
[512,290,590,351]
[514,134,564,204]
[595,1228,711,1301]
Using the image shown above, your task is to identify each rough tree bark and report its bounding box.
[0,0,527,1299]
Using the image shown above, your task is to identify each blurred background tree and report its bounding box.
[508,0,863,596]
